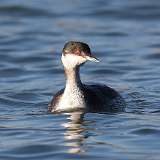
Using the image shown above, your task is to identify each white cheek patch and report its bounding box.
[61,54,86,69]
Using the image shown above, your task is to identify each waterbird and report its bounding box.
[49,41,125,113]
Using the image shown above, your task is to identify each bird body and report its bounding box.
[49,41,125,113]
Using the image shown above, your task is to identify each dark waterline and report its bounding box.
[0,0,160,159]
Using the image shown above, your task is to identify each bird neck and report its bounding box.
[64,66,82,90]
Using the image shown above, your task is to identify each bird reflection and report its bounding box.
[61,111,87,154]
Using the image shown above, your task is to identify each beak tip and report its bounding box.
[95,59,100,62]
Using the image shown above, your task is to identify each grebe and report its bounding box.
[49,41,125,113]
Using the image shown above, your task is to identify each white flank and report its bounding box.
[57,84,85,111]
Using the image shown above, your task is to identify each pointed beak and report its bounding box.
[86,55,100,62]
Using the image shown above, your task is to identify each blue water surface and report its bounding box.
[0,0,160,159]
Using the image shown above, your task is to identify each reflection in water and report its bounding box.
[61,112,86,154]
[60,112,127,155]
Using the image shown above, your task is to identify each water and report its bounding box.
[0,0,160,159]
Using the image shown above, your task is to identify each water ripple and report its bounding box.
[0,5,53,17]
